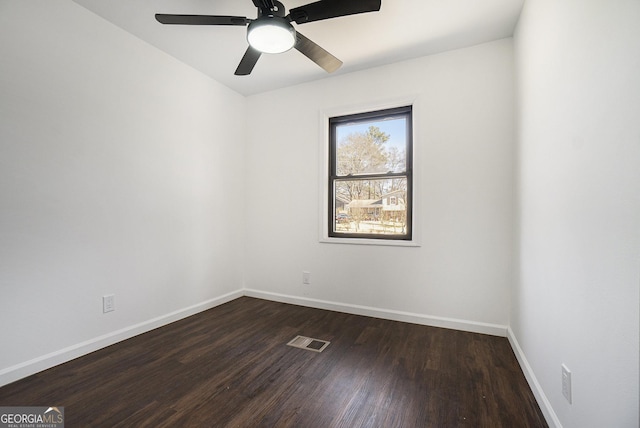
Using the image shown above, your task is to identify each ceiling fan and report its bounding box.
[155,0,382,76]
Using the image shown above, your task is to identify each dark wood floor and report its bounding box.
[0,297,547,427]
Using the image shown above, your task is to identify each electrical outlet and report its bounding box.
[103,294,115,313]
[302,271,311,285]
[561,364,572,404]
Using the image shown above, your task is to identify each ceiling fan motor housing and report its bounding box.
[258,0,287,18]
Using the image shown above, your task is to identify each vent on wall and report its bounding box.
[287,335,330,353]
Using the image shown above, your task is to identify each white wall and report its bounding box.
[512,0,640,427]
[0,1,246,385]
[244,39,515,331]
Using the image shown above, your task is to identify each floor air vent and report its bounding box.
[287,335,330,353]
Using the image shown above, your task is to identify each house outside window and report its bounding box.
[328,105,413,240]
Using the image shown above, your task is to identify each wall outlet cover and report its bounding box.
[103,294,115,313]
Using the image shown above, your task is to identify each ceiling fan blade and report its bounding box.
[235,46,262,76]
[288,0,381,24]
[155,14,248,26]
[294,32,342,73]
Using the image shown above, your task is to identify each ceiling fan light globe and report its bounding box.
[247,18,296,54]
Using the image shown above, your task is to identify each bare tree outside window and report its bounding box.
[329,106,412,240]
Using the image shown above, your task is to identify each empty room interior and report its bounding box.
[0,1,638,427]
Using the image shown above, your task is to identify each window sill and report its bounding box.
[319,237,421,247]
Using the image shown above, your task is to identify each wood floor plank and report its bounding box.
[0,297,547,427]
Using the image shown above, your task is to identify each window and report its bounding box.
[328,105,413,240]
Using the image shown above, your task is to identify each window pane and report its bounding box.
[335,117,407,176]
[333,178,409,236]
[328,105,412,241]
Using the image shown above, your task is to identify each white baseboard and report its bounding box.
[0,288,520,395]
[244,288,508,337]
[507,327,561,428]
[0,289,243,388]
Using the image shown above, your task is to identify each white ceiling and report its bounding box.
[72,0,523,96]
